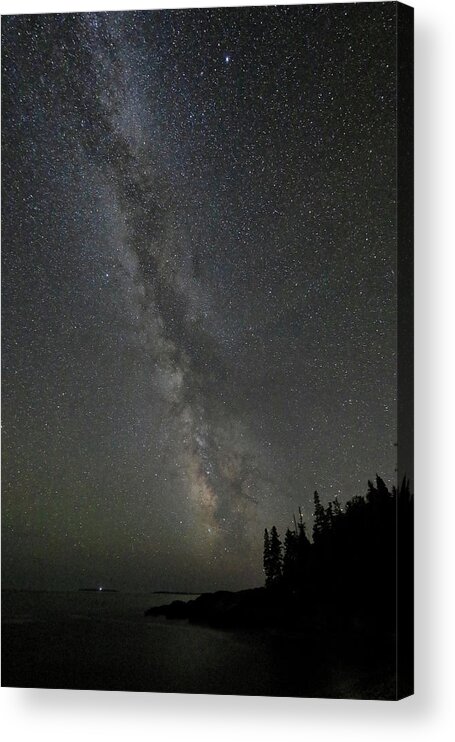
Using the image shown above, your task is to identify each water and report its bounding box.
[2,591,392,697]
[1,591,285,695]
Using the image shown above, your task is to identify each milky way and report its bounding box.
[2,4,398,591]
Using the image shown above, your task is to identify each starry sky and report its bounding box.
[2,3,398,592]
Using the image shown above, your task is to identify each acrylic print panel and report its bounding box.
[1,2,414,699]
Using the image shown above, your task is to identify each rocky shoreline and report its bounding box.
[144,587,329,631]
[145,588,278,628]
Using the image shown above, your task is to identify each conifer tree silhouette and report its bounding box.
[264,526,282,587]
[282,528,298,585]
[312,490,327,543]
[263,528,271,584]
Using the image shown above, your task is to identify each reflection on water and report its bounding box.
[1,591,284,695]
[2,590,389,698]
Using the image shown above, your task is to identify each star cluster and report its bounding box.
[2,4,398,591]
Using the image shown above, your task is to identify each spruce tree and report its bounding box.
[282,528,298,585]
[267,526,283,587]
[333,497,342,517]
[263,528,271,585]
[312,491,327,543]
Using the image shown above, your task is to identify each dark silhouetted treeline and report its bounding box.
[147,475,413,698]
[263,476,413,636]
[263,475,413,697]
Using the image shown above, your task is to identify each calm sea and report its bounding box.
[1,590,284,695]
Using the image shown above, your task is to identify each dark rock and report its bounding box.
[145,587,289,628]
[145,599,193,618]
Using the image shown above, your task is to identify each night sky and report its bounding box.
[2,3,398,592]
